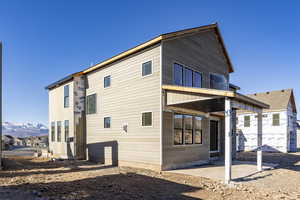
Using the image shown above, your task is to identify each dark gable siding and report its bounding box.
[162,29,230,87]
[161,29,231,169]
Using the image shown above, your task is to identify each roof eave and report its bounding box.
[46,23,235,90]
[214,24,234,73]
[45,72,83,90]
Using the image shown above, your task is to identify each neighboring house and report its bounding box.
[23,136,48,148]
[2,135,14,150]
[45,23,268,176]
[33,136,49,148]
[24,137,32,147]
[13,137,24,146]
[296,120,300,150]
[237,89,297,153]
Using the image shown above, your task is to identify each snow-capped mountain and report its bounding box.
[2,122,48,138]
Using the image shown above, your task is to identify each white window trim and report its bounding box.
[141,111,153,127]
[104,116,111,128]
[103,75,111,89]
[141,60,153,78]
[51,121,56,142]
[63,84,70,108]
[86,93,97,115]
[64,120,69,143]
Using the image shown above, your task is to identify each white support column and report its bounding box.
[224,97,232,184]
[257,112,263,171]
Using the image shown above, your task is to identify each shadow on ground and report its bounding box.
[0,157,207,200]
[0,172,204,200]
[1,157,114,177]
[236,151,300,172]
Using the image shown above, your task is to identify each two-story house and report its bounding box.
[237,89,297,153]
[46,24,269,183]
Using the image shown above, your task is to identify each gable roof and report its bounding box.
[246,89,297,113]
[46,23,234,90]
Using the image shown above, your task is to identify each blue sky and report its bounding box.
[1,0,300,124]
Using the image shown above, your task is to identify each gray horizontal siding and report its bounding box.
[85,44,161,165]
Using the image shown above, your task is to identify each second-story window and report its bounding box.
[174,63,183,86]
[173,63,202,88]
[142,61,152,76]
[210,73,228,90]
[57,121,61,142]
[193,72,202,88]
[183,68,193,87]
[86,94,97,114]
[104,75,111,88]
[64,85,69,108]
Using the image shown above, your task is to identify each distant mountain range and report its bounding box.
[2,122,48,138]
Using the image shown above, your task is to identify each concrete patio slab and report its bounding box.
[167,160,278,183]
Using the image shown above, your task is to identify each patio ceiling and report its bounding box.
[168,97,226,113]
[162,85,269,113]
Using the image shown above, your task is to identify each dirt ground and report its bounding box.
[236,151,300,199]
[0,152,299,200]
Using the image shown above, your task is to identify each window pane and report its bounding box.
[64,120,69,142]
[184,115,193,130]
[174,114,183,129]
[51,122,55,142]
[195,130,202,144]
[273,114,280,126]
[57,121,61,142]
[184,129,193,144]
[104,76,111,88]
[184,115,193,144]
[86,94,96,114]
[64,96,69,108]
[244,116,250,127]
[104,117,111,128]
[193,72,202,88]
[210,74,228,90]
[174,63,183,86]
[183,68,193,87]
[142,61,152,76]
[174,129,183,145]
[142,112,152,126]
[64,85,69,108]
[64,85,69,96]
[195,116,202,130]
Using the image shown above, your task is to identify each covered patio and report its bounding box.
[167,160,277,182]
[162,85,269,184]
